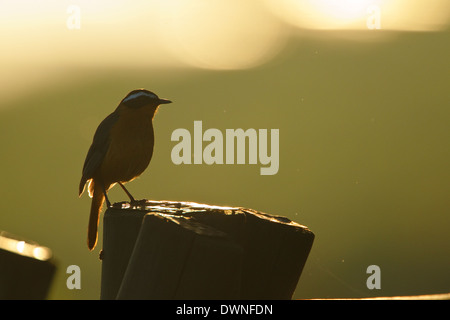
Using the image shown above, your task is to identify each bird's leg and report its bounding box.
[118,182,136,203]
[102,185,112,208]
[118,182,147,208]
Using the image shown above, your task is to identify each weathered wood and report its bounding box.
[100,208,148,300]
[0,232,55,299]
[100,200,315,300]
[117,214,243,299]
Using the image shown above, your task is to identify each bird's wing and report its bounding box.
[79,111,120,196]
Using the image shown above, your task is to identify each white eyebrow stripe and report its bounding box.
[123,91,157,102]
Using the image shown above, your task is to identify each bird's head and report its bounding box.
[120,89,172,109]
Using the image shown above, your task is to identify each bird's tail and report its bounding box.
[88,181,105,251]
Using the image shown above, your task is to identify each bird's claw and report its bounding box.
[129,199,148,209]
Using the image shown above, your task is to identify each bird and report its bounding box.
[79,89,172,251]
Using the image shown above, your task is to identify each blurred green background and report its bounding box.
[1,1,449,299]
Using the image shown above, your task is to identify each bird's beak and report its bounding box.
[158,98,172,105]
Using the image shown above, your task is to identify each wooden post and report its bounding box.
[100,208,148,300]
[100,201,315,300]
[0,232,55,299]
[117,214,243,299]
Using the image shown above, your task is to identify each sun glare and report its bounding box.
[266,0,450,31]
[153,0,286,70]
[315,0,376,21]
[1,1,450,103]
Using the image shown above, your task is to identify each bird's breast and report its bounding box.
[100,110,155,184]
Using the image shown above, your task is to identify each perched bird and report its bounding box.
[79,89,172,250]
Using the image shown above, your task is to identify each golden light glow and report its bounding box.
[1,1,450,104]
[315,0,375,20]
[32,246,52,261]
[16,241,25,253]
[0,232,53,261]
[385,0,450,31]
[153,0,287,70]
[0,0,286,71]
[266,0,450,31]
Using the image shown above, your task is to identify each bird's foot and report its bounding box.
[129,199,148,209]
